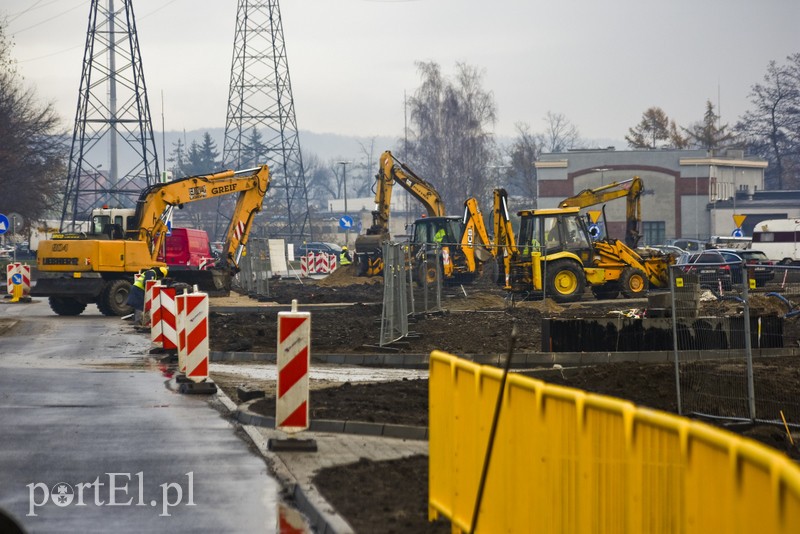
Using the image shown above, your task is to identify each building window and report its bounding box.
[643,221,666,245]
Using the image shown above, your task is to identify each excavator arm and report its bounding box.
[134,165,270,271]
[558,176,642,248]
[459,197,493,273]
[493,188,519,289]
[355,151,446,276]
[364,150,446,237]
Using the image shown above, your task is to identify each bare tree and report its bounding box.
[303,153,333,209]
[504,122,542,202]
[0,21,67,222]
[541,111,580,153]
[736,53,800,189]
[405,61,497,210]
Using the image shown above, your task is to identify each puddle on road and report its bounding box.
[210,362,428,383]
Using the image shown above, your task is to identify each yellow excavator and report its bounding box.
[354,150,493,283]
[493,177,672,302]
[32,165,271,316]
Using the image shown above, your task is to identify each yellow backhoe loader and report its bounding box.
[493,179,672,303]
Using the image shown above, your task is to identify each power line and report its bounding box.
[10,0,87,35]
[15,0,182,64]
[8,0,47,23]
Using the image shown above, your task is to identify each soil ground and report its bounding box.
[209,266,800,532]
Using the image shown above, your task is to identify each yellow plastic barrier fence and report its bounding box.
[429,351,800,533]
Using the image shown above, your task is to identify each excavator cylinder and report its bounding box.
[532,252,543,291]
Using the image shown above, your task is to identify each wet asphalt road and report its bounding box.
[0,300,279,533]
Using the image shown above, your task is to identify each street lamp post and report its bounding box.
[338,161,350,247]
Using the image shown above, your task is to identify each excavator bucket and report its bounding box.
[169,269,232,296]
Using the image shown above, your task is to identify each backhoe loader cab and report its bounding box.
[517,209,594,259]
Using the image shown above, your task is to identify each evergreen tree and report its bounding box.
[685,100,735,149]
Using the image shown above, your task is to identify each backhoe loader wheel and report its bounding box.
[545,259,585,303]
[620,268,648,298]
[416,261,439,287]
[97,279,133,317]
[49,297,87,316]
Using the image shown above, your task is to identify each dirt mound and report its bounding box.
[316,264,381,287]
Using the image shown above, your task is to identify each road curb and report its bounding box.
[213,380,355,533]
[211,347,800,368]
[235,400,429,441]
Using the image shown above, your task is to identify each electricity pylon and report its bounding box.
[60,0,159,230]
[220,0,311,243]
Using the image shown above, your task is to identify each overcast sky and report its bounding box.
[4,0,799,144]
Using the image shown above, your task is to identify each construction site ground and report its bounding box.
[209,265,800,533]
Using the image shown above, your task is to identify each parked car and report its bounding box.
[714,248,775,287]
[669,238,706,252]
[676,250,733,290]
[296,242,343,257]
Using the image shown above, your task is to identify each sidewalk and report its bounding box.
[213,385,429,534]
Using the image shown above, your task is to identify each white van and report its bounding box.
[751,219,800,264]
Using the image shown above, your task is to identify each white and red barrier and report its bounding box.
[144,279,158,327]
[150,283,177,351]
[299,252,338,277]
[6,263,31,295]
[176,290,188,372]
[276,299,311,433]
[183,292,209,382]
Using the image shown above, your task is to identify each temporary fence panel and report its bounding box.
[410,243,443,315]
[379,242,409,346]
[670,263,800,425]
[428,351,800,533]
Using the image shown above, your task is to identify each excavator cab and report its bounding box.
[517,210,594,262]
[411,217,461,247]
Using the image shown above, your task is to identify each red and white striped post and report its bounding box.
[144,279,158,328]
[159,286,178,351]
[184,292,209,382]
[176,290,188,373]
[150,282,164,347]
[276,299,311,433]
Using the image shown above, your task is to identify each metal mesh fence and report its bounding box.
[671,262,800,426]
[409,243,443,315]
[379,242,409,346]
[233,238,271,297]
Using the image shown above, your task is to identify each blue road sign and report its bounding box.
[339,215,353,230]
[166,220,172,236]
[588,223,601,239]
[732,228,744,238]
[11,273,22,285]
[0,214,8,235]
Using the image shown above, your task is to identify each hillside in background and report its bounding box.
[157,128,397,170]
